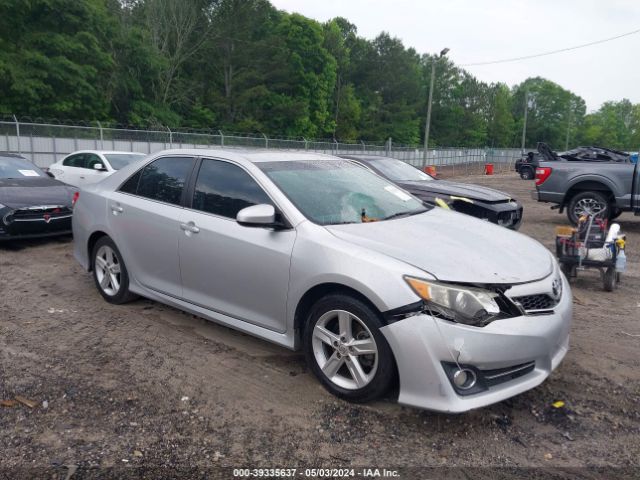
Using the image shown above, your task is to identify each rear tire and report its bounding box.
[303,293,396,403]
[92,236,138,304]
[520,167,534,180]
[567,191,610,225]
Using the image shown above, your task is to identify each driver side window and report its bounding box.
[63,154,86,168]
[86,154,104,170]
[191,159,272,219]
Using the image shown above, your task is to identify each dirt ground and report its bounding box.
[1,173,639,478]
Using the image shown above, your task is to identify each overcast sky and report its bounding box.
[270,0,640,112]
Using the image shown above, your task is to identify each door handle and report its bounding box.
[180,222,200,234]
[110,204,124,214]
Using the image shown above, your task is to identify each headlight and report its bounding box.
[404,276,503,326]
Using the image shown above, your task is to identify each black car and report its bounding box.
[340,155,523,229]
[0,153,76,241]
[515,151,542,180]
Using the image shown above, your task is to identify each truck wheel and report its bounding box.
[520,167,534,180]
[567,191,610,225]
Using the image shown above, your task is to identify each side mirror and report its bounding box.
[236,204,278,228]
[93,163,106,171]
[46,171,55,178]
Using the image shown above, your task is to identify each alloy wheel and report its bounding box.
[573,197,606,218]
[94,245,122,296]
[311,310,379,390]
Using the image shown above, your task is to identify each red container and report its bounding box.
[484,163,494,175]
[424,165,437,176]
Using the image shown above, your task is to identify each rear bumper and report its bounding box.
[380,275,572,413]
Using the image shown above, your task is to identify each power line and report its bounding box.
[461,27,640,67]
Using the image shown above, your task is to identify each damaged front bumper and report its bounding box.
[380,274,572,413]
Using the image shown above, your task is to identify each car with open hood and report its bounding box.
[0,153,77,241]
[72,150,571,412]
[340,155,523,229]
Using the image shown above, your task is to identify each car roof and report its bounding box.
[144,148,340,163]
[339,154,395,162]
[0,152,28,160]
[65,150,147,155]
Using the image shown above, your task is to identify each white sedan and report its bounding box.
[49,150,146,187]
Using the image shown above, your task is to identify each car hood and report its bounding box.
[0,177,75,209]
[398,179,512,203]
[325,208,552,284]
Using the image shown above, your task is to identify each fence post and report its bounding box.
[303,137,308,150]
[97,121,104,149]
[219,130,224,147]
[261,133,268,149]
[29,132,34,163]
[386,137,392,155]
[52,134,57,163]
[166,125,173,148]
[361,140,366,152]
[12,115,21,155]
[333,139,338,154]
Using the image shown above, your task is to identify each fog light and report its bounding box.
[453,368,477,390]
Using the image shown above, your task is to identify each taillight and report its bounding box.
[71,191,80,208]
[535,167,552,186]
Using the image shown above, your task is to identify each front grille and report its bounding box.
[12,205,72,221]
[512,294,557,312]
[496,207,522,226]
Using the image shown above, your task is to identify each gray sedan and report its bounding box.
[72,150,572,412]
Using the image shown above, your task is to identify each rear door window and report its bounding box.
[125,156,194,206]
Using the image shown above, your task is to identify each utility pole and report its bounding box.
[565,104,572,150]
[423,48,449,168]
[520,91,529,154]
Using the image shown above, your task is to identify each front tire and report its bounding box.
[567,191,610,225]
[92,236,138,304]
[303,294,396,403]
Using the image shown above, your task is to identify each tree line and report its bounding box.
[0,0,638,150]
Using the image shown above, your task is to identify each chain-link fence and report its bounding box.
[0,118,522,175]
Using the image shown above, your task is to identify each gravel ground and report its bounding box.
[1,173,639,478]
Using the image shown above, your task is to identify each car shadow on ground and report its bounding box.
[0,234,72,252]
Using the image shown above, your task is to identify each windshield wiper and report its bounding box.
[381,209,427,221]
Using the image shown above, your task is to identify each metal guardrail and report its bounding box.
[0,119,522,174]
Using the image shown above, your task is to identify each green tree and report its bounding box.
[512,77,586,150]
[0,0,114,119]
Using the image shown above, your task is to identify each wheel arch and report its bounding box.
[87,230,110,271]
[293,283,383,345]
[562,180,616,207]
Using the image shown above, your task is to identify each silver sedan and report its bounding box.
[72,150,572,412]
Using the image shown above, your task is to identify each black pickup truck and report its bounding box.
[534,145,640,224]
